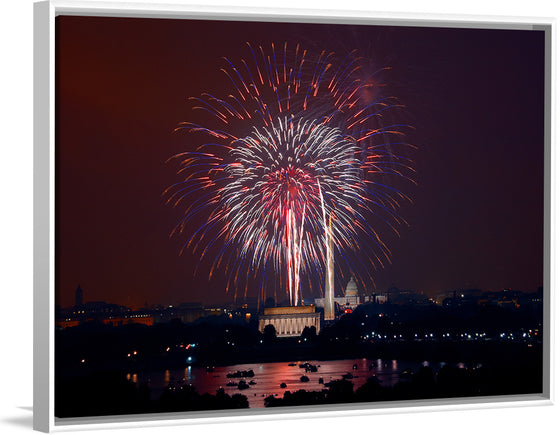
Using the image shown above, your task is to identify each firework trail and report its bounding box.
[166,42,415,305]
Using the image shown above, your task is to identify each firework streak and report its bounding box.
[166,42,415,305]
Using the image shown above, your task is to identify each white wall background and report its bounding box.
[1,0,558,433]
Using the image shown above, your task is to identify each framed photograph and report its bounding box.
[33,0,553,432]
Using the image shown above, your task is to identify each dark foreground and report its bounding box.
[56,350,542,417]
[55,302,543,417]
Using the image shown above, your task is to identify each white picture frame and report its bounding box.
[28,0,556,433]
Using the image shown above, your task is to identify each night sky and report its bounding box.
[56,16,544,309]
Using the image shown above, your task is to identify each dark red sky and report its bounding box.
[55,16,544,309]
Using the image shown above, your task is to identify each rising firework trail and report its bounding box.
[166,42,415,306]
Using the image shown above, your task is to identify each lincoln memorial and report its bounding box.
[258,306,321,337]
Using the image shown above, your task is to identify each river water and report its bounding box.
[127,359,456,408]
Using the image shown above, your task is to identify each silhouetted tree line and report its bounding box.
[55,316,263,373]
[156,384,248,413]
[320,301,542,344]
[56,301,543,379]
[55,371,248,418]
[56,371,151,417]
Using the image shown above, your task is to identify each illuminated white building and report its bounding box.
[315,277,361,313]
[258,306,321,337]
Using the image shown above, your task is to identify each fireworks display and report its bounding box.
[166,42,415,305]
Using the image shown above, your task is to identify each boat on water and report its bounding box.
[226,369,255,378]
[299,362,318,372]
[238,380,250,390]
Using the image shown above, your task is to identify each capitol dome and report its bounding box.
[345,277,358,297]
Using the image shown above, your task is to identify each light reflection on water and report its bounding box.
[128,358,469,408]
[130,359,470,408]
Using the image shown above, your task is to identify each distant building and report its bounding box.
[102,313,154,327]
[345,277,358,297]
[385,286,432,305]
[55,300,155,329]
[55,310,154,329]
[337,277,360,309]
[258,306,321,337]
[374,294,387,304]
[55,319,80,329]
[315,277,362,313]
[440,288,525,309]
[72,301,131,316]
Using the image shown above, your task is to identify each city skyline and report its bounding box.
[56,17,544,309]
[58,280,543,311]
